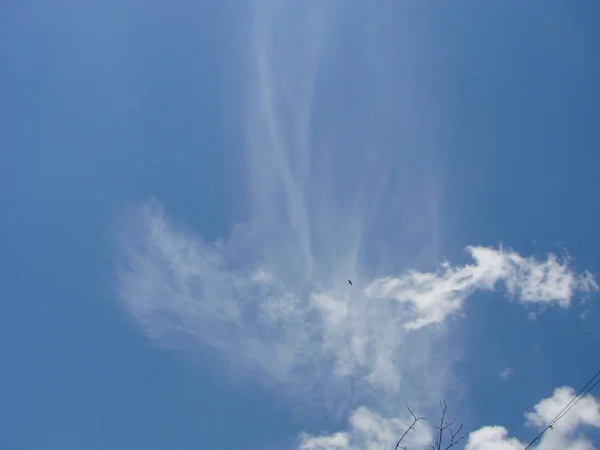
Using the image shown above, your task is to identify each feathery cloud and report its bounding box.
[364,245,597,331]
[116,199,597,410]
[113,1,599,447]
[500,368,514,381]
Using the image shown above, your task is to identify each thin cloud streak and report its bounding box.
[243,1,445,284]
[500,368,514,381]
[114,0,599,444]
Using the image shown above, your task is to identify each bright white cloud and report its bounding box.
[465,386,600,450]
[299,406,432,450]
[300,387,600,450]
[365,245,598,330]
[465,427,525,450]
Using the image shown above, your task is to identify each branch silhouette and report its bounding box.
[395,401,468,450]
[395,405,426,450]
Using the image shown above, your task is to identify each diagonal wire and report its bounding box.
[522,368,600,450]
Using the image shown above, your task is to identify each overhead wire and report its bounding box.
[522,367,600,450]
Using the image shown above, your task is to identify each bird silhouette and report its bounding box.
[348,280,352,286]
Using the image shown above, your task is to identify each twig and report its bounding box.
[443,422,468,450]
[394,400,469,450]
[394,405,426,450]
[434,401,449,450]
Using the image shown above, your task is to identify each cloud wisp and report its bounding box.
[115,199,597,412]
[114,0,599,447]
[365,245,597,331]
[117,0,454,412]
[500,368,514,382]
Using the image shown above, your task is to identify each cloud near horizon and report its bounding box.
[301,386,600,450]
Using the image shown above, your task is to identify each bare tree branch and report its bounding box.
[393,401,469,450]
[442,422,468,450]
[394,404,427,450]
[434,401,448,450]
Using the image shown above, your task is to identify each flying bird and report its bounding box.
[348,280,352,286]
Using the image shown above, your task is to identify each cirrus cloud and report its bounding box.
[113,1,599,448]
[115,199,597,412]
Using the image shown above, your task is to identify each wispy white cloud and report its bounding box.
[113,0,599,447]
[581,306,591,320]
[500,368,514,381]
[116,0,452,414]
[116,199,448,408]
[115,199,596,413]
[114,0,598,401]
[114,0,598,402]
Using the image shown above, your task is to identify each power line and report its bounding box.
[523,371,600,449]
[523,368,600,450]
[553,378,600,424]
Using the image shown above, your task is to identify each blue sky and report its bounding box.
[2,1,600,449]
